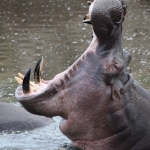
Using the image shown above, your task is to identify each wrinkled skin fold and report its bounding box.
[15,0,150,150]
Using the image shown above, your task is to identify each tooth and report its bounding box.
[87,1,92,5]
[30,85,36,92]
[18,73,36,86]
[15,76,23,85]
[30,81,38,90]
[17,72,38,91]
[23,68,31,94]
[18,73,24,79]
[34,57,43,85]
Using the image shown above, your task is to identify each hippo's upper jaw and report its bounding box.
[15,0,150,150]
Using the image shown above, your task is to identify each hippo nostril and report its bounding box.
[34,57,43,85]
[23,68,31,94]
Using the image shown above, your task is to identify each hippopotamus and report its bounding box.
[0,102,53,132]
[15,0,150,149]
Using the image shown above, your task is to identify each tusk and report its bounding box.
[23,68,31,94]
[40,57,43,74]
[34,57,43,85]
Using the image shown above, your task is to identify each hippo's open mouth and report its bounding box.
[15,57,50,101]
[15,56,68,101]
[15,56,68,118]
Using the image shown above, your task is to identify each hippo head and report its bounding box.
[15,0,133,149]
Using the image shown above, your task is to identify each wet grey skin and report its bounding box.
[15,0,150,150]
[0,102,53,132]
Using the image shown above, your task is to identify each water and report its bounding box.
[123,0,150,89]
[0,116,71,149]
[0,0,150,149]
[0,116,70,149]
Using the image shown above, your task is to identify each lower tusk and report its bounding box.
[23,69,31,94]
[34,57,43,85]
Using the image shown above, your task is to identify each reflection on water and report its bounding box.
[0,0,150,149]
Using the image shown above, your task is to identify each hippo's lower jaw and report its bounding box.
[15,71,67,118]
